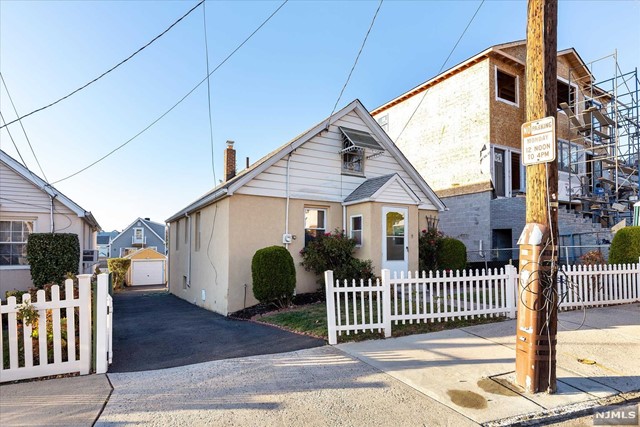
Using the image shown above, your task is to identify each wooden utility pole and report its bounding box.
[516,0,559,393]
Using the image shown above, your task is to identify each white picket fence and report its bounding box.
[325,261,640,345]
[0,273,112,383]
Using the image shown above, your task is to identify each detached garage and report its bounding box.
[125,248,167,286]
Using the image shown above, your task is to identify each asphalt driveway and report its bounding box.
[109,287,324,372]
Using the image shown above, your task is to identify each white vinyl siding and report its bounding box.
[235,111,437,209]
[0,163,74,216]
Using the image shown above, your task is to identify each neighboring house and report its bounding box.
[371,40,632,264]
[124,247,167,287]
[0,149,101,295]
[109,218,166,258]
[97,230,119,257]
[167,99,446,315]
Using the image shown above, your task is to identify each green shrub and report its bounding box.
[107,258,131,291]
[300,229,376,285]
[609,226,640,264]
[26,233,80,288]
[252,246,296,308]
[418,228,444,272]
[437,237,467,271]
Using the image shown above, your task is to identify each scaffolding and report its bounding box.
[563,51,639,228]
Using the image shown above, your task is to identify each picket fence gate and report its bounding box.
[325,261,640,345]
[0,273,112,383]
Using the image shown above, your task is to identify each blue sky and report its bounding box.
[1,0,638,231]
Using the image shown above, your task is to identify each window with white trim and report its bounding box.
[350,215,363,247]
[492,147,524,198]
[0,220,33,266]
[496,69,518,105]
[304,208,326,246]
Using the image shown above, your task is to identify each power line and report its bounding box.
[0,111,30,168]
[203,0,216,184]
[0,73,49,182]
[328,0,383,124]
[393,0,485,143]
[0,0,205,130]
[51,0,289,185]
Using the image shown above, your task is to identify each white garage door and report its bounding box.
[131,260,165,286]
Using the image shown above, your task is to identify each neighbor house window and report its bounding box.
[377,114,389,132]
[557,79,576,112]
[304,208,326,246]
[195,212,201,251]
[175,221,180,251]
[0,220,33,266]
[559,141,578,174]
[350,215,363,247]
[496,69,518,105]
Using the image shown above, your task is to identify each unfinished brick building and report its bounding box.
[372,40,639,265]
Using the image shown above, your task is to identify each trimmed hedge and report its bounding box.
[436,237,467,271]
[107,258,131,291]
[252,246,296,308]
[609,226,640,265]
[26,233,80,288]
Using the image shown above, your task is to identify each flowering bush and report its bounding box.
[300,229,375,286]
[419,229,466,272]
[579,250,606,266]
[418,228,444,272]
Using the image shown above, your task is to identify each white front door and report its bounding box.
[382,207,408,274]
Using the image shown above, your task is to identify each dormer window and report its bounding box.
[339,127,384,176]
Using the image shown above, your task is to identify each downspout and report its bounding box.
[185,213,192,285]
[49,194,56,232]
[285,152,292,249]
[342,206,347,234]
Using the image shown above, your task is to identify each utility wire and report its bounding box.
[393,0,485,143]
[0,73,49,182]
[0,111,30,168]
[202,0,219,288]
[0,0,205,130]
[51,0,289,185]
[328,0,383,125]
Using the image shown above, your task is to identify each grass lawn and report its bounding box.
[255,301,507,344]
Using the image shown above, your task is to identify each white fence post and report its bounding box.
[95,273,109,374]
[382,269,392,338]
[78,274,92,375]
[506,265,518,319]
[325,270,337,345]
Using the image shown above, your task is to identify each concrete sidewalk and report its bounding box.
[338,303,640,426]
[0,374,112,426]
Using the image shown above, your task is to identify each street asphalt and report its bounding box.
[109,287,325,372]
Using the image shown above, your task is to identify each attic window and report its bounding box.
[339,127,384,175]
[496,69,517,105]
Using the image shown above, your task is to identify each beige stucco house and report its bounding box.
[0,149,101,295]
[166,99,445,315]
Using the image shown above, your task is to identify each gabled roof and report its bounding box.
[372,40,594,116]
[344,174,396,203]
[0,149,100,229]
[110,217,166,246]
[342,173,421,206]
[167,99,446,222]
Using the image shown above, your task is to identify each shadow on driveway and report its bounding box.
[110,288,324,372]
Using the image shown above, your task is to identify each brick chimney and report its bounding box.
[224,140,236,181]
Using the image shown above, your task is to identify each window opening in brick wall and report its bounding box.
[496,69,517,104]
